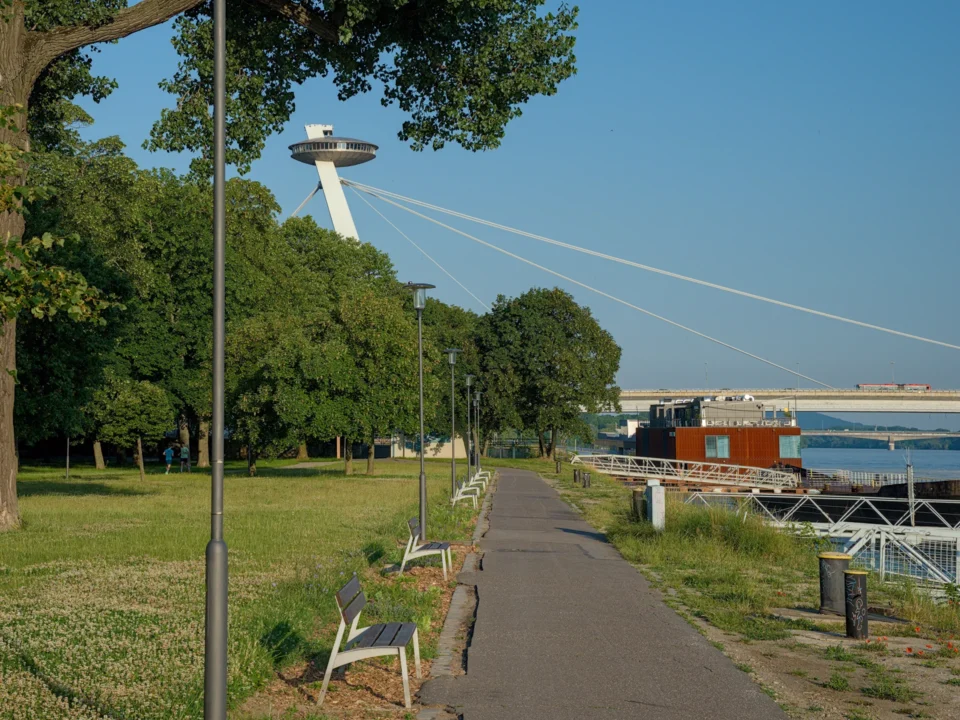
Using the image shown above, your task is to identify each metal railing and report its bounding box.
[571,454,798,490]
[683,492,960,585]
[804,468,949,489]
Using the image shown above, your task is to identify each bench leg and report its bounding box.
[413,627,422,678]
[317,648,339,706]
[399,551,408,575]
[399,647,411,708]
[440,548,447,580]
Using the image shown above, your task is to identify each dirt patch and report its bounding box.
[238,547,474,719]
[694,617,960,719]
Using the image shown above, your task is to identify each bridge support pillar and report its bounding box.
[888,437,895,451]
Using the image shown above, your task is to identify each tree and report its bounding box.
[0,0,578,529]
[15,137,144,454]
[421,298,480,457]
[88,373,175,482]
[477,287,621,459]
[336,284,420,474]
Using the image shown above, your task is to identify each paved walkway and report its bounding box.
[421,468,785,720]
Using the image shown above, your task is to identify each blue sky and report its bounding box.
[78,1,959,427]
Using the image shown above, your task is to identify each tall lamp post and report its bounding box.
[465,374,474,480]
[445,349,462,494]
[205,0,228,717]
[474,390,482,474]
[406,282,435,539]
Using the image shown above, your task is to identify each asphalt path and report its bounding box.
[420,468,786,720]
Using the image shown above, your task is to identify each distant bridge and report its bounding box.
[620,389,960,414]
[801,429,960,450]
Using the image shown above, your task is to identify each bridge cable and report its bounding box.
[343,180,960,353]
[352,184,834,389]
[349,187,490,312]
[290,182,322,218]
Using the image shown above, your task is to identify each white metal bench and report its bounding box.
[451,478,480,508]
[318,574,421,708]
[468,470,491,491]
[400,518,453,579]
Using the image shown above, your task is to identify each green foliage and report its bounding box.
[87,372,175,450]
[2,105,116,333]
[145,1,579,174]
[1,232,114,324]
[476,287,621,452]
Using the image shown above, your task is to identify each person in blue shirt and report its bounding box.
[180,443,190,473]
[164,446,174,474]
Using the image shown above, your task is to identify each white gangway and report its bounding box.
[570,454,799,491]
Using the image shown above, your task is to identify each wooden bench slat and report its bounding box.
[392,623,416,648]
[349,624,386,649]
[336,575,361,610]
[342,590,366,624]
[420,542,450,551]
[372,622,403,647]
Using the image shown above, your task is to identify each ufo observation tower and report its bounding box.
[288,124,378,240]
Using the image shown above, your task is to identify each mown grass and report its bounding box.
[0,457,476,719]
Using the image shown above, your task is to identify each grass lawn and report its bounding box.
[0,457,476,719]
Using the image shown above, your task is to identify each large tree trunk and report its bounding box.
[344,439,353,475]
[247,446,257,477]
[0,9,29,531]
[197,420,210,468]
[0,314,19,530]
[537,431,546,458]
[178,417,190,450]
[136,437,146,482]
[546,428,555,460]
[297,442,309,460]
[93,440,106,470]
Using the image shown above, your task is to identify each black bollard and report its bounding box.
[584,472,591,488]
[818,552,851,615]
[573,469,580,485]
[843,570,868,639]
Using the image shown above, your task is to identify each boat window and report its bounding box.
[779,435,800,459]
[705,435,730,459]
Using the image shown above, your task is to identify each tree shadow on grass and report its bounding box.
[260,620,310,669]
[17,481,151,498]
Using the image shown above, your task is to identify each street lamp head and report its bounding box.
[404,281,435,310]
[465,374,474,388]
[475,390,482,404]
[445,348,462,366]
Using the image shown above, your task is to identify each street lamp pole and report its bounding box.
[445,349,461,495]
[205,0,228,716]
[465,374,474,480]
[406,282,434,540]
[474,390,482,474]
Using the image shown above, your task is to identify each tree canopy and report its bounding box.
[476,287,621,458]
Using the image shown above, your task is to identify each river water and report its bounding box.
[802,448,960,479]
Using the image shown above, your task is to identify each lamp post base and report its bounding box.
[204,538,228,719]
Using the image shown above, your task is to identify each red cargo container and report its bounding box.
[637,426,802,469]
